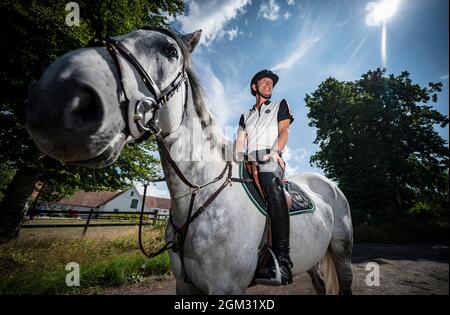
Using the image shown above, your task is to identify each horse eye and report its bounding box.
[163,46,178,59]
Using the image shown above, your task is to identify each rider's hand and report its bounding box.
[262,151,285,170]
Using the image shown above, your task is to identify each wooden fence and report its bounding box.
[23,208,169,237]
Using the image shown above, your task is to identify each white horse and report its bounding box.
[26,27,353,295]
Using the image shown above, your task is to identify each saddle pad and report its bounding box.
[239,162,315,216]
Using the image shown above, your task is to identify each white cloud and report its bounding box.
[323,63,362,82]
[339,33,369,74]
[259,0,281,21]
[197,64,246,127]
[283,11,292,20]
[283,145,308,163]
[202,65,228,126]
[193,56,253,129]
[271,36,321,71]
[269,3,353,75]
[287,0,295,5]
[226,27,239,41]
[153,11,175,24]
[175,0,250,46]
[282,146,308,177]
[440,74,449,80]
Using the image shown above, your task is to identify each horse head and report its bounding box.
[26,27,202,167]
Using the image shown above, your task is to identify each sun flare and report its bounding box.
[373,0,401,24]
[366,0,402,67]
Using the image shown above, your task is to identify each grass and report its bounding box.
[0,223,171,294]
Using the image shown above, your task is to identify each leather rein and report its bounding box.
[104,35,249,290]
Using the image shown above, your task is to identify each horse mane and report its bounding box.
[142,26,232,158]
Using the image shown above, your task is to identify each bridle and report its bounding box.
[103,31,250,291]
[104,37,188,139]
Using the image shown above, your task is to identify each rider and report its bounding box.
[234,69,294,285]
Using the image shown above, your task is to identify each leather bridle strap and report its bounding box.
[105,38,187,107]
[104,38,188,140]
[149,124,231,190]
[105,38,161,100]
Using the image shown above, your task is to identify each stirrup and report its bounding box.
[255,248,282,286]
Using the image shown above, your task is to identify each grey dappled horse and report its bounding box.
[26,27,353,295]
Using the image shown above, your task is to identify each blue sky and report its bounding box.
[144,0,449,197]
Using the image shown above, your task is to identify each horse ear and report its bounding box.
[181,30,202,53]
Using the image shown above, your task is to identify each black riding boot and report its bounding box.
[257,173,293,285]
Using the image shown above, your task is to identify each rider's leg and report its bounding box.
[258,161,293,285]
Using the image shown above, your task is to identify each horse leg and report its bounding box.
[307,264,326,295]
[329,238,353,295]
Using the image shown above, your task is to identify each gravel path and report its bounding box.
[103,242,449,295]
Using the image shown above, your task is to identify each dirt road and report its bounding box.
[104,242,449,295]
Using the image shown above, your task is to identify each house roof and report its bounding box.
[57,191,122,208]
[144,196,171,210]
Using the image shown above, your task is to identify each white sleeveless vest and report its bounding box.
[242,99,282,154]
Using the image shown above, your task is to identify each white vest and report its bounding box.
[242,99,282,154]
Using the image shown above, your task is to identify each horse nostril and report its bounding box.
[64,86,104,131]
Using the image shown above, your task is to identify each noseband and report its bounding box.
[104,38,188,139]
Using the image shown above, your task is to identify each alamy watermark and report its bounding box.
[65,262,80,287]
[65,2,80,27]
[365,262,380,287]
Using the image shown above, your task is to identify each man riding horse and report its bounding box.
[235,69,294,285]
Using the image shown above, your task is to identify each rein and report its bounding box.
[139,126,248,290]
[103,32,251,291]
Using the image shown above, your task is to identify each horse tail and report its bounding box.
[319,248,339,295]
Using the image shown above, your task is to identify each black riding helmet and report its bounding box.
[250,69,279,96]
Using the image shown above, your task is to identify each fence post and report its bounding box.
[82,208,94,237]
[153,209,158,225]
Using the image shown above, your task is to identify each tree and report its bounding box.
[305,68,449,224]
[0,0,184,240]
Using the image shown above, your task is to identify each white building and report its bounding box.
[100,186,170,217]
[36,187,170,218]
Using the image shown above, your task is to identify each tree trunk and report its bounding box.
[0,164,40,242]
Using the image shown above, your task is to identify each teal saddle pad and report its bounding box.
[238,162,315,216]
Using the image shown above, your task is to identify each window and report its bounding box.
[130,191,134,196]
[130,199,139,209]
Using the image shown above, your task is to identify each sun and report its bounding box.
[365,0,402,67]
[373,0,401,24]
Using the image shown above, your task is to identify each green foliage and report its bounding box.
[305,68,449,224]
[0,163,16,202]
[0,0,184,202]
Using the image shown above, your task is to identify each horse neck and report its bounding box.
[158,80,232,223]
